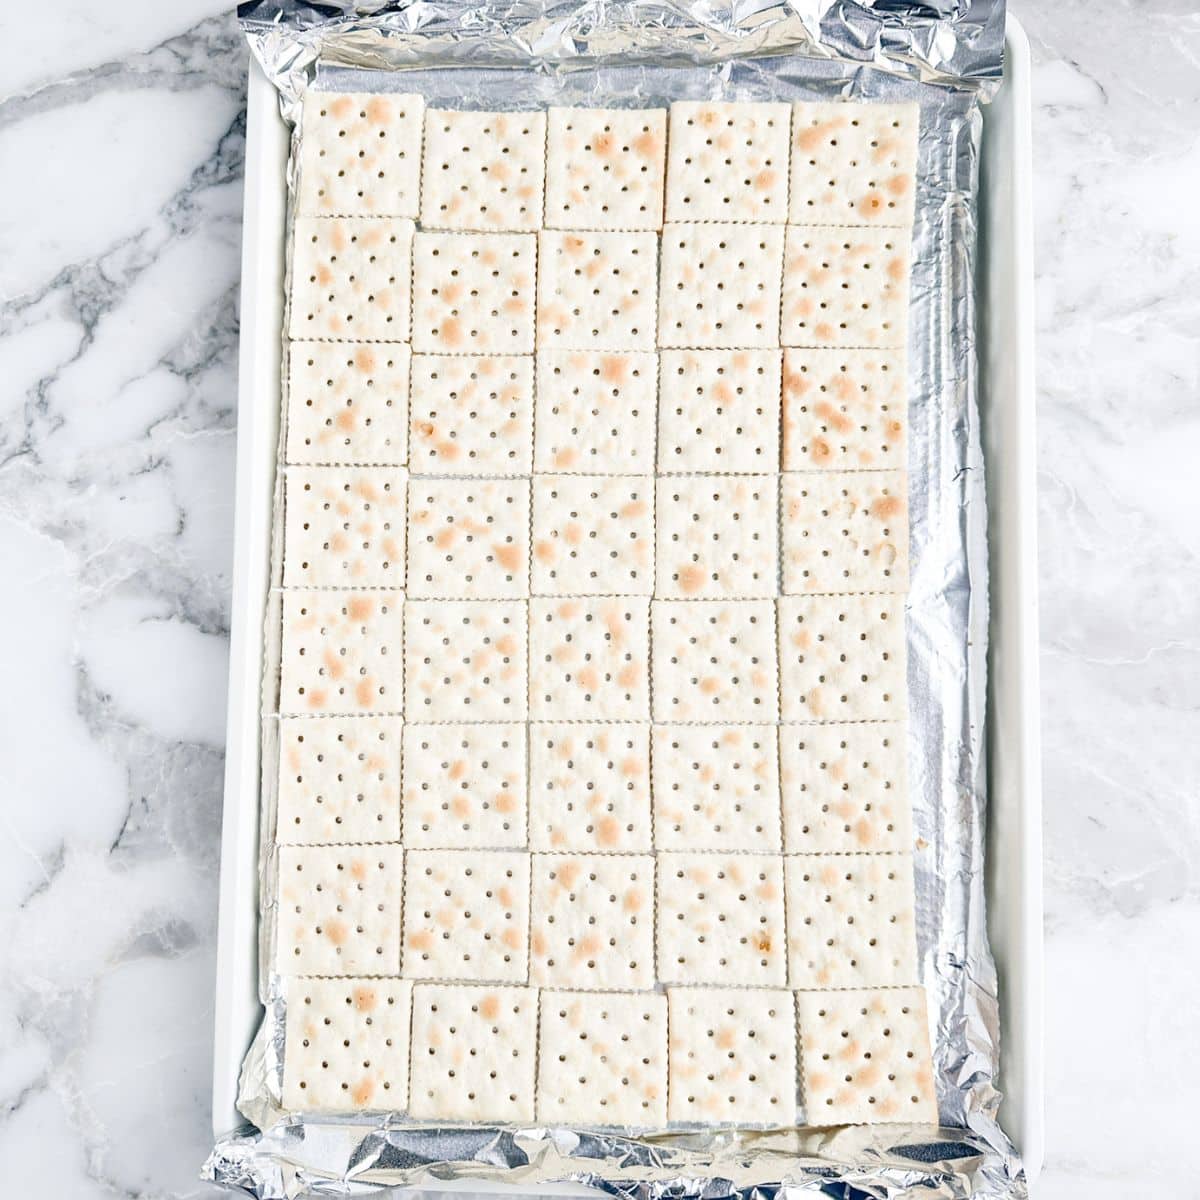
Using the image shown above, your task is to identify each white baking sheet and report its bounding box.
[210,15,1042,1181]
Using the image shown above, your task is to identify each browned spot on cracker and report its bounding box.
[494,543,522,572]
[576,933,602,959]
[617,662,641,689]
[438,316,464,348]
[861,190,884,216]
[810,436,834,464]
[632,128,661,159]
[872,494,903,520]
[595,816,621,847]
[816,401,854,434]
[677,563,705,594]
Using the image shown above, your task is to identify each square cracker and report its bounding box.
[655,476,778,600]
[406,477,530,599]
[279,591,402,717]
[780,226,909,349]
[528,723,652,853]
[777,594,906,722]
[290,217,413,342]
[276,843,403,977]
[276,716,401,844]
[789,101,919,228]
[529,597,650,721]
[665,101,791,224]
[402,723,526,849]
[532,476,654,596]
[411,231,536,354]
[780,721,911,853]
[667,988,798,1126]
[781,470,909,594]
[536,230,657,351]
[530,854,655,990]
[420,109,546,232]
[409,984,538,1122]
[657,349,781,474]
[796,987,937,1125]
[402,849,530,982]
[657,852,787,987]
[409,355,533,475]
[658,224,784,349]
[537,991,667,1127]
[651,600,778,722]
[287,342,410,466]
[533,351,657,474]
[651,725,781,852]
[282,977,413,1112]
[544,107,667,231]
[785,853,918,990]
[297,91,424,218]
[782,347,906,471]
[283,466,406,589]
[404,600,527,722]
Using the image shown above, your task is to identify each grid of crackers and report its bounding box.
[273,90,937,1130]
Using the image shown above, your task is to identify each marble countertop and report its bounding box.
[0,2,1194,1195]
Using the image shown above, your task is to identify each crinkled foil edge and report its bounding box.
[205,2,1021,1196]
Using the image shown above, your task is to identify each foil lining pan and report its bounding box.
[205,2,1022,1195]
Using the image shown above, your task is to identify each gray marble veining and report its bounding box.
[0,2,1195,1196]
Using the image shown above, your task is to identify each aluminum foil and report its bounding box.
[205,2,1022,1195]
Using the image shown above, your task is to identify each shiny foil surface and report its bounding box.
[204,2,1023,1196]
